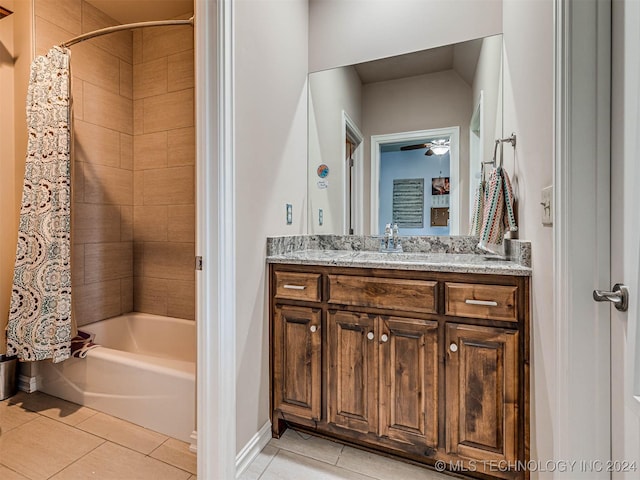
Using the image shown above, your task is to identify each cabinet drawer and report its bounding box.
[274,271,321,302]
[328,275,437,314]
[445,282,517,322]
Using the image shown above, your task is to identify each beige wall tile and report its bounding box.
[121,205,133,241]
[73,160,84,203]
[82,1,132,63]
[166,279,195,320]
[74,120,120,168]
[73,203,121,244]
[143,166,194,205]
[167,205,195,243]
[143,242,194,282]
[134,171,144,205]
[134,57,168,100]
[120,60,133,99]
[72,77,83,120]
[133,30,143,65]
[35,16,74,57]
[133,99,144,136]
[120,134,133,170]
[35,0,82,35]
[142,24,194,63]
[75,279,121,325]
[133,242,144,277]
[167,127,195,167]
[133,206,168,242]
[84,164,133,205]
[168,50,194,92]
[72,243,85,286]
[72,41,121,95]
[83,83,133,134]
[134,276,167,315]
[84,242,133,284]
[121,277,133,313]
[134,132,168,170]
[143,89,194,133]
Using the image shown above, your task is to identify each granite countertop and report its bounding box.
[266,249,532,276]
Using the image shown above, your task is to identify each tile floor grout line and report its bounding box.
[44,437,108,480]
[145,450,196,476]
[256,447,280,480]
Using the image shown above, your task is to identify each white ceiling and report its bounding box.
[84,0,193,24]
[354,38,484,86]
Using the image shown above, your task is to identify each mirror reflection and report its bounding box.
[307,34,503,236]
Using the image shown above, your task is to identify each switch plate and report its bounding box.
[541,186,552,225]
[286,204,292,225]
[318,209,323,226]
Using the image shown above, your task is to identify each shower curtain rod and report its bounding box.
[60,16,194,48]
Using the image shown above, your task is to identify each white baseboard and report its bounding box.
[189,430,197,454]
[235,421,272,478]
[18,375,40,393]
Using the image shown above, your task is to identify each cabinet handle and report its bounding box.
[450,343,458,352]
[465,299,498,306]
[310,325,318,333]
[367,332,374,341]
[283,284,306,290]
[380,334,389,343]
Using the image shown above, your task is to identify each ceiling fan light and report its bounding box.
[431,145,449,155]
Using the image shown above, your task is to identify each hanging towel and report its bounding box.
[469,169,486,237]
[6,46,73,363]
[478,166,518,252]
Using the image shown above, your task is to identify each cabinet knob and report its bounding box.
[380,334,389,343]
[449,343,458,352]
[310,325,318,333]
[367,332,374,340]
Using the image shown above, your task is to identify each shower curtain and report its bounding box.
[6,46,75,363]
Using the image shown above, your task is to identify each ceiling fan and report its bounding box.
[400,138,450,156]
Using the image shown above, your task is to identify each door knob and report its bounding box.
[380,334,389,343]
[449,343,458,352]
[593,283,629,312]
[367,332,374,341]
[310,325,318,333]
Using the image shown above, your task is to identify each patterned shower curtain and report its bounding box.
[6,46,74,363]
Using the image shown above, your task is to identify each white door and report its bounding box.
[610,0,640,476]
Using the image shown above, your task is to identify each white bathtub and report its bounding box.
[38,312,196,443]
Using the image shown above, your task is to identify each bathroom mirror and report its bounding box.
[307,34,503,236]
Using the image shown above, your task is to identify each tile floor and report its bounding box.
[0,391,196,480]
[1,391,453,480]
[239,428,454,480]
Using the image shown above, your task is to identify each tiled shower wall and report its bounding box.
[132,23,195,320]
[33,0,195,324]
[34,0,134,327]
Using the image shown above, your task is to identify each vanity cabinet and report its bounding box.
[270,264,530,480]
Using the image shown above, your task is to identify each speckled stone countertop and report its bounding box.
[266,236,532,276]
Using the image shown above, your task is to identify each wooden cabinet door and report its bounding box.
[273,305,322,421]
[379,317,439,452]
[327,311,377,434]
[446,323,519,464]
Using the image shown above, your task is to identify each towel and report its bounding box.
[469,178,485,237]
[70,330,99,358]
[478,166,517,252]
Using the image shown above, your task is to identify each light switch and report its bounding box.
[286,204,292,225]
[541,186,552,225]
[318,209,323,226]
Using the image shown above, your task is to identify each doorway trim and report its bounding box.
[370,126,460,235]
[553,0,611,465]
[342,110,364,235]
[195,0,237,478]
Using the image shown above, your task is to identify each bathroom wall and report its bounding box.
[132,21,195,320]
[0,0,16,354]
[235,0,309,452]
[31,0,135,327]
